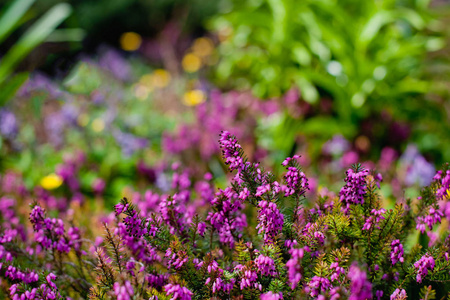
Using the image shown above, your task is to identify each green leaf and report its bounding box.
[0,3,72,84]
[0,0,35,44]
[0,72,28,106]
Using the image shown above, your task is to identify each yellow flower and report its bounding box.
[183,90,206,106]
[182,53,202,73]
[92,118,105,132]
[40,173,63,190]
[120,32,142,51]
[192,37,214,57]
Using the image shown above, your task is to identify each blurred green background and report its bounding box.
[0,0,449,206]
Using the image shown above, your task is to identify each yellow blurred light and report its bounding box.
[40,173,63,190]
[120,32,142,51]
[192,37,214,57]
[152,69,171,88]
[77,114,89,127]
[135,84,150,100]
[92,118,105,132]
[183,89,206,106]
[182,53,202,73]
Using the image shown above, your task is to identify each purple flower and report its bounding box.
[164,283,193,300]
[219,131,244,171]
[204,259,232,294]
[286,248,304,289]
[401,145,435,187]
[206,188,247,248]
[165,248,188,270]
[0,109,18,139]
[255,254,277,276]
[99,49,131,81]
[348,264,372,300]
[339,166,369,212]
[434,170,450,200]
[390,288,407,300]
[92,178,106,194]
[235,264,261,291]
[414,254,435,283]
[375,290,383,300]
[113,129,148,157]
[322,135,350,156]
[363,209,386,231]
[390,240,404,265]
[256,200,284,244]
[159,194,188,235]
[306,276,331,297]
[147,273,169,289]
[329,261,345,282]
[114,281,134,300]
[375,173,383,189]
[197,222,207,237]
[260,291,283,300]
[416,207,443,233]
[281,155,309,197]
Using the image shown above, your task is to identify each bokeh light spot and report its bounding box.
[120,32,142,51]
[40,173,63,190]
[92,118,105,132]
[182,53,202,73]
[192,37,214,57]
[183,90,206,106]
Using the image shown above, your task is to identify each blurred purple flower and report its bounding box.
[0,109,18,139]
[323,135,350,156]
[99,49,131,81]
[400,145,435,187]
[113,129,148,157]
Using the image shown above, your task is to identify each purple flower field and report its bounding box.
[1,0,450,299]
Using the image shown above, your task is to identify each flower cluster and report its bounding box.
[260,291,283,300]
[414,254,435,282]
[433,169,450,200]
[219,131,244,171]
[206,187,247,248]
[255,254,277,276]
[348,265,372,300]
[29,205,81,253]
[164,283,193,300]
[0,131,450,299]
[165,248,188,270]
[114,281,134,300]
[286,247,305,289]
[390,240,404,265]
[390,288,407,300]
[306,276,331,297]
[256,200,284,244]
[281,155,309,197]
[416,206,443,233]
[235,264,261,290]
[362,208,386,231]
[339,166,369,212]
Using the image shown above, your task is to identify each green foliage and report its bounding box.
[210,0,450,162]
[0,0,74,105]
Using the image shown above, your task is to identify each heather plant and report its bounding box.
[1,131,450,299]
